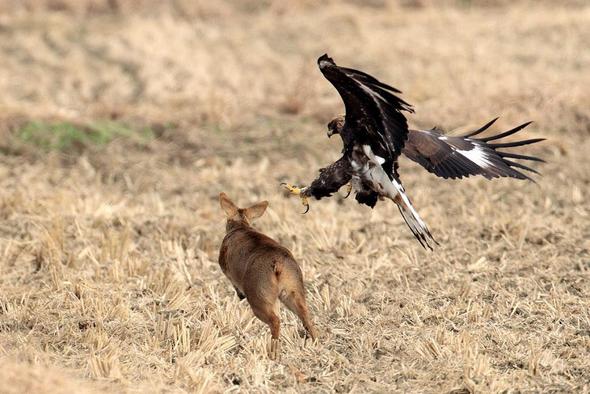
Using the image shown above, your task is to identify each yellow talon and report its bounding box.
[281,183,302,195]
[300,195,309,214]
[281,183,310,214]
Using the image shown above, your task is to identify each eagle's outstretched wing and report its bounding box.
[318,54,413,162]
[402,118,545,181]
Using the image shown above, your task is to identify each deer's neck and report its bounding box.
[226,220,250,233]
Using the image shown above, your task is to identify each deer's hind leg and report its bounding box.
[245,276,282,360]
[249,300,281,360]
[280,290,317,341]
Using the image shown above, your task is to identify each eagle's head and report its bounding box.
[327,116,345,138]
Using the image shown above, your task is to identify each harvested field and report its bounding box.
[0,1,589,392]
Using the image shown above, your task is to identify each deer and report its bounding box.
[218,192,317,359]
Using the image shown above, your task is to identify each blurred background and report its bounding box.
[0,1,588,392]
[1,0,588,141]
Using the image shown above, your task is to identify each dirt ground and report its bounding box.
[0,1,589,393]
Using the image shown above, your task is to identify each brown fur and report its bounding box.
[218,192,317,359]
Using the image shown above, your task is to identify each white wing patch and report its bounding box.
[456,144,492,168]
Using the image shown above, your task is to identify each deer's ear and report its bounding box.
[219,193,238,217]
[245,201,268,220]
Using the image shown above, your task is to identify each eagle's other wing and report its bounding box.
[318,54,413,161]
[305,155,353,199]
[402,118,545,181]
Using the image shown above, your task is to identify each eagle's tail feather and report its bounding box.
[392,181,438,250]
[358,144,437,249]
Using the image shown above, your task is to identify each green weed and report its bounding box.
[17,120,154,152]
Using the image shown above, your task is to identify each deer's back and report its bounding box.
[219,227,294,283]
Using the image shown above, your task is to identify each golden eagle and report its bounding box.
[282,54,544,250]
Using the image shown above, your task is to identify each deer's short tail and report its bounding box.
[273,259,283,276]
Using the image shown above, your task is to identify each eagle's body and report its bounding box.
[284,54,544,249]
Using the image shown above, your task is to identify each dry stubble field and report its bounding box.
[0,1,589,393]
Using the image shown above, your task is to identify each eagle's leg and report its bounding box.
[343,182,353,198]
[281,183,310,214]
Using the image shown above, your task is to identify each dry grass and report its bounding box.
[0,1,589,392]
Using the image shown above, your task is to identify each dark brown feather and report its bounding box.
[402,120,544,181]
